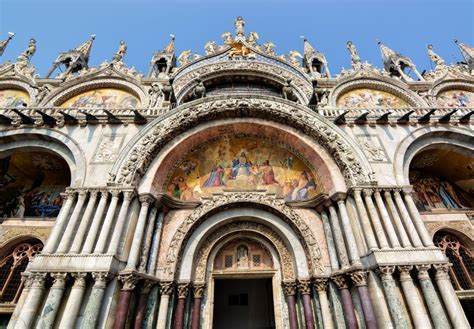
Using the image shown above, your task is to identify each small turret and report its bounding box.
[454,39,474,73]
[45,35,96,79]
[147,34,176,78]
[302,38,331,78]
[378,41,424,81]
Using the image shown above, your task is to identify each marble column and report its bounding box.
[113,273,138,329]
[15,274,46,329]
[56,190,87,253]
[383,191,411,248]
[36,273,67,329]
[282,281,299,329]
[433,264,470,328]
[363,189,389,249]
[108,190,135,254]
[393,190,423,247]
[42,190,75,253]
[326,201,350,268]
[125,194,154,269]
[94,190,120,253]
[174,283,189,329]
[398,266,431,328]
[134,281,154,329]
[333,194,361,265]
[81,272,110,329]
[320,210,340,270]
[352,189,378,250]
[138,206,158,272]
[8,275,32,329]
[298,280,315,329]
[376,266,408,329]
[416,264,450,328]
[70,190,99,253]
[191,284,205,329]
[147,211,165,275]
[402,188,434,247]
[332,275,358,329]
[59,273,88,329]
[156,282,174,329]
[82,189,109,253]
[349,271,377,329]
[373,190,400,248]
[313,278,334,329]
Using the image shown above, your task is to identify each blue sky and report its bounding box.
[1,0,473,77]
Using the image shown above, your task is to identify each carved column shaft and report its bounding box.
[156,282,174,329]
[43,191,75,253]
[363,189,389,249]
[434,264,470,328]
[108,191,135,254]
[402,189,434,247]
[81,272,109,329]
[36,273,67,329]
[298,280,315,329]
[334,196,360,264]
[393,191,423,247]
[174,283,189,329]
[59,273,88,328]
[313,279,334,329]
[70,190,99,253]
[320,210,340,270]
[332,275,358,329]
[398,266,431,328]
[353,189,378,250]
[94,190,120,253]
[113,274,138,329]
[349,271,377,329]
[16,274,46,329]
[138,206,158,272]
[147,211,165,275]
[383,191,411,247]
[374,191,401,248]
[282,282,299,329]
[191,284,205,329]
[376,266,408,329]
[327,203,350,268]
[56,190,87,253]
[82,190,109,253]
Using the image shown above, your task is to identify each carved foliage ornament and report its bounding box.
[113,97,371,187]
[164,193,324,280]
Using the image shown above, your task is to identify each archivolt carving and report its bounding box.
[330,78,427,108]
[425,220,474,241]
[194,227,295,282]
[112,95,373,187]
[163,192,324,280]
[173,61,313,103]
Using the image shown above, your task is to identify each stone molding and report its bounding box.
[297,280,312,295]
[193,283,205,298]
[177,283,190,299]
[282,281,297,296]
[332,274,349,289]
[118,273,138,290]
[349,270,368,287]
[159,281,174,296]
[313,278,329,292]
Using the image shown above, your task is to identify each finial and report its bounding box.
[0,32,15,56]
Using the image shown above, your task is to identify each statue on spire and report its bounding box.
[234,16,245,39]
[15,38,37,76]
[346,41,361,69]
[427,44,445,68]
[112,40,127,64]
[0,32,15,57]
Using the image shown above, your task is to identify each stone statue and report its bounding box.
[288,50,303,67]
[0,32,15,56]
[314,88,329,107]
[346,41,361,68]
[192,79,206,99]
[282,79,296,101]
[247,32,259,46]
[157,66,169,79]
[148,83,163,108]
[161,81,173,102]
[234,16,245,38]
[34,84,51,105]
[427,44,446,67]
[204,41,218,55]
[264,42,276,56]
[112,40,127,63]
[15,38,37,75]
[237,245,249,268]
[178,50,192,66]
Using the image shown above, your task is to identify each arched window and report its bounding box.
[0,241,43,303]
[434,232,474,290]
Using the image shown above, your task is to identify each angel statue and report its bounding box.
[178,50,192,66]
[427,44,446,67]
[15,38,37,74]
[288,50,303,67]
[264,42,276,56]
[346,41,361,68]
[221,32,233,46]
[112,40,127,63]
[204,41,218,55]
[247,32,259,47]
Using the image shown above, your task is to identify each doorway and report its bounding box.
[213,278,275,329]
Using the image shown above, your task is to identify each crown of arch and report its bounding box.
[110,95,374,187]
[162,193,323,281]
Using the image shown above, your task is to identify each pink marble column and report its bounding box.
[298,280,315,329]
[134,281,154,329]
[282,281,299,329]
[174,283,189,329]
[332,275,358,329]
[349,271,377,329]
[191,283,205,329]
[113,274,138,329]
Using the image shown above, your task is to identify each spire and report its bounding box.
[301,37,331,78]
[377,40,424,81]
[0,32,15,56]
[303,38,316,56]
[454,39,474,71]
[378,41,397,62]
[164,34,175,54]
[75,34,96,61]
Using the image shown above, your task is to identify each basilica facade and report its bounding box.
[0,17,473,329]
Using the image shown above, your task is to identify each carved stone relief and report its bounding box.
[355,134,389,163]
[91,134,125,163]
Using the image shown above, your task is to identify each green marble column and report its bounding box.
[36,273,67,329]
[81,272,109,329]
[377,266,409,329]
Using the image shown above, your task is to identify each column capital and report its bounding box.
[313,278,329,292]
[88,189,100,198]
[159,281,174,295]
[193,283,206,298]
[332,274,349,289]
[415,264,432,280]
[139,193,155,205]
[383,190,392,198]
[350,187,362,197]
[323,199,334,208]
[64,188,77,199]
[392,187,402,194]
[99,189,110,199]
[376,266,396,282]
[71,272,88,288]
[297,280,312,295]
[282,281,297,296]
[398,265,413,281]
[331,192,347,203]
[349,270,368,287]
[122,190,136,201]
[30,273,47,288]
[77,189,88,198]
[110,189,121,198]
[433,263,450,280]
[50,272,68,288]
[177,282,190,299]
[118,273,138,290]
[362,188,374,197]
[141,280,155,294]
[92,272,111,288]
[22,274,34,289]
[401,186,414,196]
